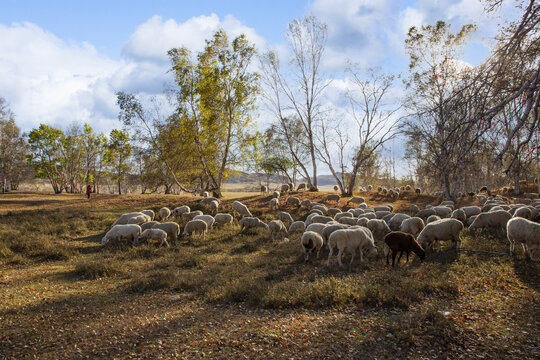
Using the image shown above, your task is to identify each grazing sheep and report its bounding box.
[268,220,288,241]
[306,223,329,237]
[302,231,325,262]
[333,185,339,192]
[200,197,220,205]
[297,183,306,191]
[387,214,411,231]
[214,213,234,226]
[171,206,190,217]
[410,204,420,214]
[327,228,378,267]
[382,213,395,223]
[301,199,311,208]
[346,197,365,207]
[417,218,463,251]
[202,191,209,198]
[451,209,466,223]
[322,194,340,205]
[513,207,532,219]
[384,231,425,266]
[288,221,305,233]
[159,207,171,221]
[405,185,412,191]
[286,196,301,208]
[374,205,392,212]
[137,228,169,247]
[140,209,155,221]
[193,215,215,230]
[304,213,319,226]
[334,212,354,221]
[273,191,280,199]
[141,221,160,231]
[468,210,512,235]
[358,212,377,220]
[366,219,392,242]
[281,184,290,194]
[310,204,328,214]
[239,217,269,232]
[102,224,141,246]
[182,219,208,241]
[348,208,363,217]
[432,206,452,218]
[309,209,324,216]
[356,217,369,227]
[399,217,425,237]
[112,212,151,227]
[126,214,151,225]
[152,222,181,244]
[415,188,421,194]
[278,211,294,224]
[507,217,540,260]
[338,217,359,226]
[260,185,268,194]
[376,210,392,219]
[426,215,441,224]
[269,198,279,211]
[321,224,349,244]
[208,200,219,215]
[309,215,334,225]
[182,210,204,220]
[232,200,253,218]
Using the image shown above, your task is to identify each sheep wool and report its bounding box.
[327,227,377,267]
[182,219,208,241]
[507,217,540,260]
[137,228,169,247]
[417,218,463,251]
[214,213,234,225]
[301,231,324,262]
[102,224,142,246]
[288,221,305,233]
[268,220,288,241]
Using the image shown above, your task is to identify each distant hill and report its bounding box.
[224,171,338,186]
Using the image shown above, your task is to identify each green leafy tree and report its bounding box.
[27,124,66,193]
[105,129,132,195]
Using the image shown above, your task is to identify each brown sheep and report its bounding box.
[383,231,425,267]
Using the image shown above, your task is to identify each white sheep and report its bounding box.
[268,220,288,241]
[301,199,311,209]
[513,207,532,219]
[334,212,354,221]
[159,207,171,221]
[415,208,437,219]
[269,198,279,211]
[346,197,365,207]
[309,209,324,216]
[374,205,392,212]
[468,210,512,235]
[321,224,349,244]
[376,210,392,219]
[182,210,203,220]
[140,209,155,221]
[310,204,328,214]
[507,217,540,260]
[239,217,269,232]
[232,200,253,218]
[278,211,294,224]
[193,215,215,230]
[137,228,169,247]
[112,212,151,227]
[301,231,324,262]
[399,217,425,237]
[202,191,209,198]
[327,208,341,217]
[305,223,329,237]
[451,209,466,223]
[281,184,290,193]
[286,196,301,208]
[409,204,420,214]
[171,206,190,217]
[348,208,364,217]
[208,200,219,215]
[322,194,340,206]
[358,212,377,220]
[126,214,151,225]
[426,215,441,224]
[387,214,411,231]
[214,213,234,226]
[200,196,221,205]
[102,224,141,246]
[327,227,377,267]
[309,215,334,225]
[182,219,208,241]
[152,222,181,244]
[432,206,452,218]
[288,221,305,233]
[260,185,268,194]
[273,191,280,199]
[356,217,369,227]
[297,183,306,191]
[338,217,359,226]
[366,219,391,242]
[417,218,463,251]
[141,221,160,231]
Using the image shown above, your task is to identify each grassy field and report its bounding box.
[0,191,538,359]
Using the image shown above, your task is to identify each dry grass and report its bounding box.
[0,191,538,359]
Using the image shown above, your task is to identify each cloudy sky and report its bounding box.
[0,0,518,148]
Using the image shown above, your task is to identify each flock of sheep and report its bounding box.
[100,187,540,267]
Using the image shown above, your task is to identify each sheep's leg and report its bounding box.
[337,248,344,267]
[350,250,355,265]
[358,248,363,264]
[397,251,404,264]
[316,247,321,259]
[406,251,410,263]
[509,240,514,256]
[392,251,398,267]
[386,252,390,265]
[327,246,334,267]
[522,243,527,258]
[161,238,170,247]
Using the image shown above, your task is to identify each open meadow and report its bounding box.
[0,190,538,359]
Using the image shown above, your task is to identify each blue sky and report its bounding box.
[0,0,519,176]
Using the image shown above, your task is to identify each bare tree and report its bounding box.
[260,16,329,190]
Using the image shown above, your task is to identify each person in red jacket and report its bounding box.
[86,185,92,199]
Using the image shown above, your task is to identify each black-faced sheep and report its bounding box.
[383,231,425,266]
[302,231,324,262]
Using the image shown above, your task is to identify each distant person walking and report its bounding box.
[86,185,92,199]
